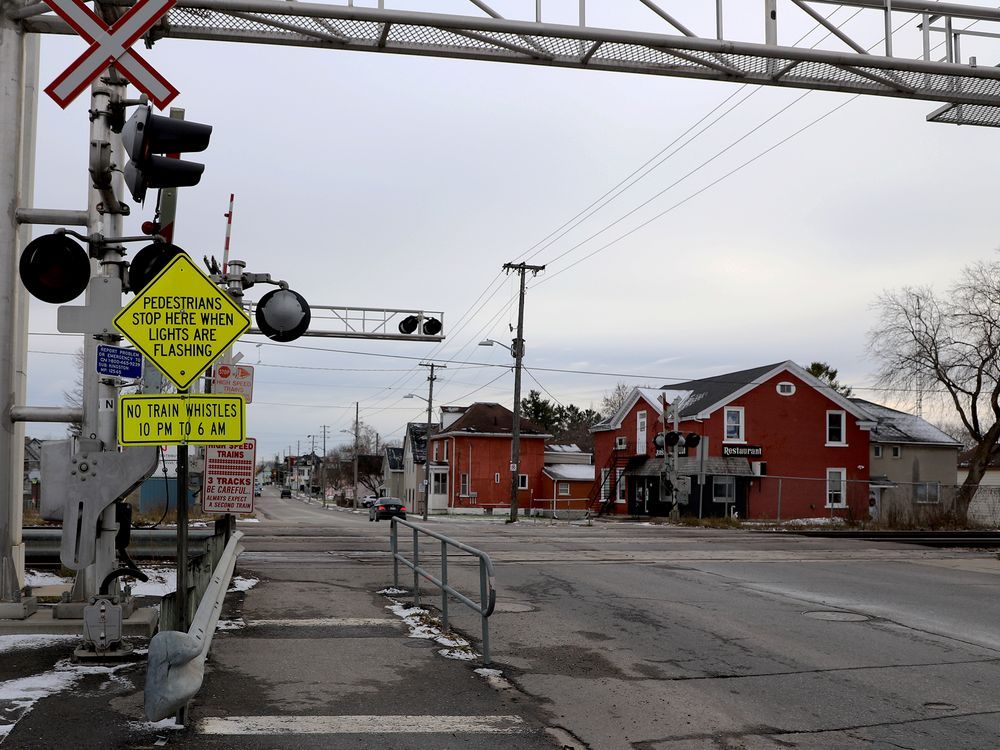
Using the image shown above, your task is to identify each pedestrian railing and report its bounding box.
[389,517,497,664]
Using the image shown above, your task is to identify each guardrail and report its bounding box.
[144,530,244,722]
[22,527,215,564]
[389,518,497,664]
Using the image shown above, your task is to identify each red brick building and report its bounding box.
[591,361,876,520]
[425,403,549,513]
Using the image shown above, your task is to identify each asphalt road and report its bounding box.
[4,489,1000,749]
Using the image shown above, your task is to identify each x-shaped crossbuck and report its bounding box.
[44,0,179,109]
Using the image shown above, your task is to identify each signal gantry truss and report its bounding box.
[14,0,1000,126]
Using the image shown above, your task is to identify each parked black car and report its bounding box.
[368,497,406,522]
[280,488,292,498]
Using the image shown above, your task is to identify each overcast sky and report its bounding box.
[23,0,1000,461]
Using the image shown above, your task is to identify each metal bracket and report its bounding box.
[57,275,124,335]
[82,598,124,651]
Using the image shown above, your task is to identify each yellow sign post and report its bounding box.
[114,253,250,390]
[118,394,246,446]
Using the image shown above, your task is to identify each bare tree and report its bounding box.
[600,382,633,417]
[869,260,1000,521]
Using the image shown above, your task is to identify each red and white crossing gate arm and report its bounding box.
[44,0,179,109]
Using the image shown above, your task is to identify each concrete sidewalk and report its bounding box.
[0,546,560,749]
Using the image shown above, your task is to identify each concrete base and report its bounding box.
[0,597,38,619]
[0,606,159,636]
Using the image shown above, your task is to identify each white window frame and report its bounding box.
[518,474,528,490]
[600,468,610,500]
[494,472,501,484]
[637,410,647,450]
[826,468,847,508]
[712,476,735,503]
[460,473,469,496]
[558,482,570,497]
[891,446,902,459]
[873,445,883,458]
[826,410,847,446]
[724,407,745,443]
[616,468,626,502]
[432,471,448,496]
[915,482,940,504]
[615,435,628,450]
[777,381,796,396]
[433,444,439,461]
[443,441,449,462]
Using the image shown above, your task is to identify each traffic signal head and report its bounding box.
[398,315,443,336]
[128,243,185,293]
[19,234,91,303]
[122,106,212,203]
[659,431,701,449]
[255,288,311,342]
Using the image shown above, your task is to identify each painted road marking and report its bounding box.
[246,618,402,627]
[199,715,526,734]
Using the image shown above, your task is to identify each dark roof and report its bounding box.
[434,402,547,437]
[630,456,754,477]
[850,398,960,447]
[958,448,1000,469]
[406,422,438,463]
[664,362,785,418]
[385,446,403,472]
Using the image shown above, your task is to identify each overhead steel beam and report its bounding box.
[16,0,1000,125]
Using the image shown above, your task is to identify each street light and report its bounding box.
[479,337,525,523]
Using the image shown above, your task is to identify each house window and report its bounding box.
[600,468,610,500]
[874,445,883,458]
[494,472,501,484]
[558,482,570,496]
[891,446,901,459]
[724,407,745,442]
[443,441,449,462]
[433,444,439,461]
[915,482,940,504]
[460,473,469,496]
[826,468,846,507]
[712,476,735,503]
[826,411,846,445]
[615,436,628,450]
[432,472,448,495]
[777,381,796,396]
[518,474,528,490]
[637,410,647,450]
[616,468,626,502]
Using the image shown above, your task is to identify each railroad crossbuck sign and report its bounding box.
[117,394,245,446]
[114,253,250,391]
[43,0,179,109]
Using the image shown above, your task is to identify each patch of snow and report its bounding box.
[438,648,477,661]
[130,568,176,598]
[189,521,208,528]
[215,619,245,631]
[128,718,184,732]
[377,587,407,595]
[0,659,134,740]
[228,576,258,593]
[474,668,514,691]
[236,517,260,523]
[783,517,847,526]
[23,570,70,587]
[0,635,77,654]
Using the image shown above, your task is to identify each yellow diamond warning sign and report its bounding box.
[118,394,245,446]
[114,253,250,390]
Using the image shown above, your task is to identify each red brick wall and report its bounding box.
[433,434,547,509]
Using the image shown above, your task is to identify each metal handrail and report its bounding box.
[389,517,497,664]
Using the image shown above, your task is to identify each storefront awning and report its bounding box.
[629,456,754,477]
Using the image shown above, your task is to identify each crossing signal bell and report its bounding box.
[255,288,311,343]
[19,234,91,304]
[122,106,212,203]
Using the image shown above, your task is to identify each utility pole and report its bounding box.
[353,402,359,509]
[502,262,544,523]
[418,362,444,521]
[320,424,330,503]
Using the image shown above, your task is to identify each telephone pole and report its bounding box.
[502,262,544,523]
[418,362,444,520]
[320,424,330,503]
[353,402,359,509]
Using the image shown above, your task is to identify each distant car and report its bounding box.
[280,488,292,498]
[361,495,378,508]
[369,497,406,522]
[254,484,262,497]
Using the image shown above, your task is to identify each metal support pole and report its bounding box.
[353,402,359,509]
[0,4,29,606]
[440,539,448,631]
[502,262,544,523]
[412,526,419,607]
[479,557,491,665]
[176,441,189,633]
[884,0,894,57]
[391,521,398,587]
[777,477,783,521]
